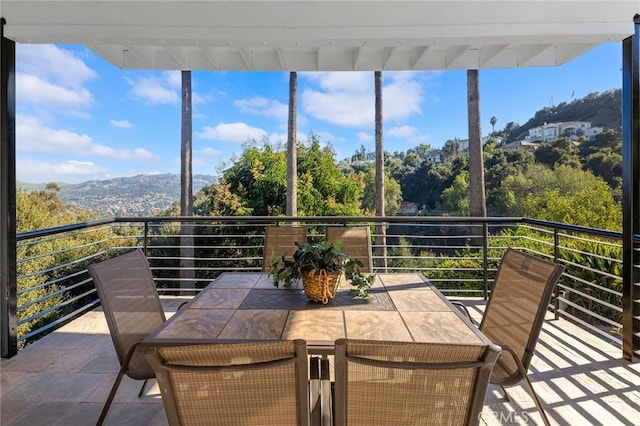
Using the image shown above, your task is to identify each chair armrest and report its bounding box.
[450,301,478,327]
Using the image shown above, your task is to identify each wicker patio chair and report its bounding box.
[142,339,311,426]
[262,225,307,272]
[457,248,564,426]
[87,248,169,425]
[333,339,501,426]
[325,226,373,273]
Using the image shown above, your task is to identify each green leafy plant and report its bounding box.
[270,241,375,298]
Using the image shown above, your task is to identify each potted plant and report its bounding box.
[270,241,375,303]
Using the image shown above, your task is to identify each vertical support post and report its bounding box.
[482,221,488,300]
[1,18,18,358]
[144,221,149,255]
[622,14,640,362]
[554,228,560,320]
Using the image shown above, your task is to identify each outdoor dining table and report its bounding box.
[145,272,492,352]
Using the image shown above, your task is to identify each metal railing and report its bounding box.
[10,215,639,360]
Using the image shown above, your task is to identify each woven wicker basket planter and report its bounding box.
[302,269,341,304]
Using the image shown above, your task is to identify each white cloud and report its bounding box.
[388,125,417,138]
[301,71,424,127]
[356,132,373,143]
[17,115,159,161]
[17,158,112,184]
[17,74,95,109]
[17,44,97,88]
[234,97,289,120]
[164,71,182,89]
[16,45,97,111]
[195,122,268,143]
[200,147,223,157]
[193,92,214,104]
[110,119,133,128]
[128,75,179,105]
[387,124,431,144]
[306,72,371,93]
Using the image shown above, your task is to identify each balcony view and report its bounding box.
[1,1,638,425]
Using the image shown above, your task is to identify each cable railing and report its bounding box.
[11,215,637,359]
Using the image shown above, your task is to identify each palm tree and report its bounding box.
[374,71,387,270]
[467,70,487,218]
[286,72,297,217]
[490,116,497,136]
[180,70,194,291]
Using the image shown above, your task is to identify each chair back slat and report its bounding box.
[334,339,501,426]
[325,226,373,273]
[479,249,564,384]
[262,226,307,271]
[88,249,165,379]
[144,339,310,426]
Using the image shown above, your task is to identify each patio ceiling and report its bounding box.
[1,1,638,71]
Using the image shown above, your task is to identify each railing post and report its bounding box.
[483,221,488,300]
[1,18,18,358]
[143,221,149,256]
[621,14,640,362]
[554,227,560,320]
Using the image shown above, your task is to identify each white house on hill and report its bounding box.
[526,121,604,142]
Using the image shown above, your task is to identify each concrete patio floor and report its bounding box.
[1,298,638,425]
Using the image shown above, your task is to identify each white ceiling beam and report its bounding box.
[238,48,251,70]
[353,46,364,70]
[164,47,189,69]
[277,48,287,71]
[517,44,554,66]
[478,45,508,67]
[411,46,430,70]
[445,45,471,68]
[382,46,396,70]
[202,48,221,69]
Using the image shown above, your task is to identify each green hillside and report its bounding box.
[506,89,621,142]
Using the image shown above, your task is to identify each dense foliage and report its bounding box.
[16,185,135,345]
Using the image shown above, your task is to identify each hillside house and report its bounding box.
[526,121,604,142]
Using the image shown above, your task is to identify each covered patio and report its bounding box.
[1,1,639,424]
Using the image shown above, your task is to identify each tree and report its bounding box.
[286,72,298,216]
[579,129,622,191]
[442,171,470,215]
[490,116,497,136]
[219,136,364,217]
[361,169,402,215]
[440,139,461,163]
[534,137,580,168]
[467,69,487,217]
[180,71,194,292]
[494,164,621,230]
[351,145,367,162]
[484,149,535,210]
[223,140,287,216]
[374,71,386,269]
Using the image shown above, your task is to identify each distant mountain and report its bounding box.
[19,174,216,217]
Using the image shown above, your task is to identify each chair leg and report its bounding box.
[320,357,332,426]
[504,346,551,426]
[309,357,321,426]
[500,385,511,401]
[138,379,149,398]
[98,343,140,425]
[97,367,126,426]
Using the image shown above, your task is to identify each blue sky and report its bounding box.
[15,42,623,184]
